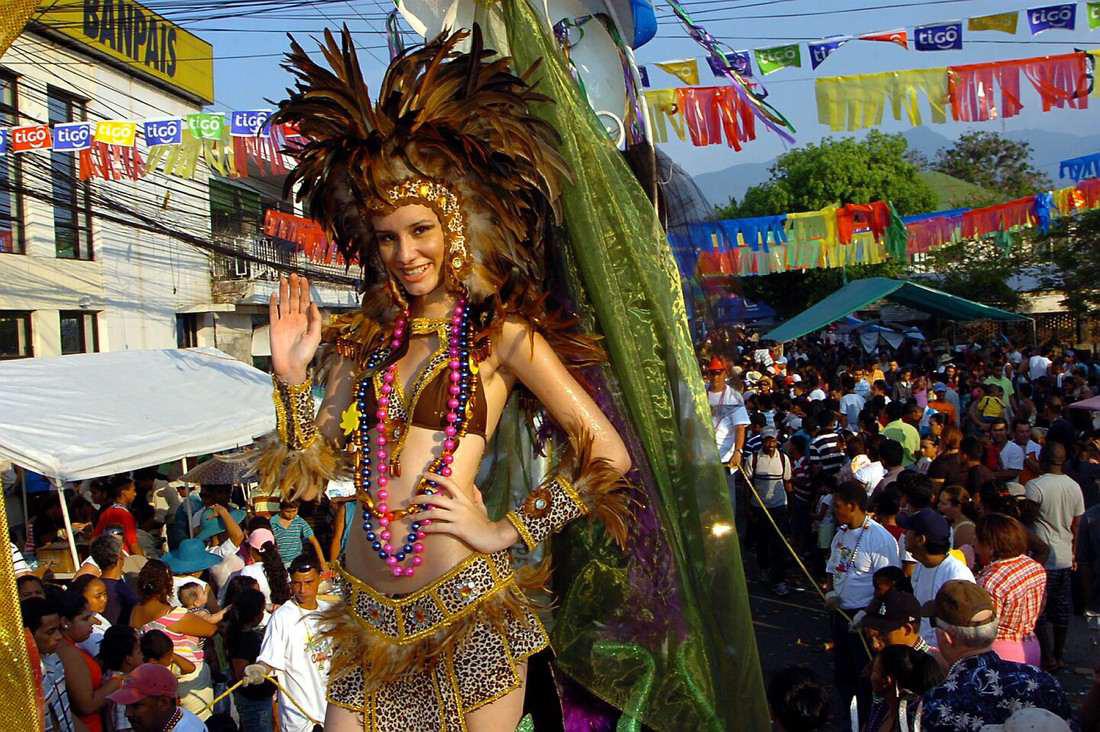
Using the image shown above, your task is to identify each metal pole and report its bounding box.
[53,478,80,572]
[182,456,194,539]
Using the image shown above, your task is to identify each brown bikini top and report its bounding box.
[359,319,489,443]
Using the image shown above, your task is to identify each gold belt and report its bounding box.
[335,551,516,645]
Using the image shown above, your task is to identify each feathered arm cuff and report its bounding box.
[505,443,631,552]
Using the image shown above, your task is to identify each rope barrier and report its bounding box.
[733,461,873,660]
[199,670,322,726]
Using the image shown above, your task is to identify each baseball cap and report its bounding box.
[107,663,177,705]
[761,427,778,439]
[897,508,951,545]
[922,580,995,626]
[247,528,276,550]
[932,382,947,393]
[862,590,921,632]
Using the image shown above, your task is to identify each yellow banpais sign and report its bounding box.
[36,0,213,103]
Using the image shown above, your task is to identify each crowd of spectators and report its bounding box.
[705,328,1100,731]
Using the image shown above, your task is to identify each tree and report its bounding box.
[933,132,1051,201]
[1033,209,1100,318]
[922,234,1034,311]
[715,131,933,316]
[720,130,937,219]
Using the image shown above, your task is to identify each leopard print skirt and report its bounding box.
[324,551,549,731]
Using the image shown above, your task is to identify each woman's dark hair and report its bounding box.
[244,515,272,533]
[873,565,913,594]
[977,482,1020,519]
[976,513,1030,560]
[225,588,266,637]
[871,487,901,518]
[69,574,101,600]
[136,559,173,602]
[17,574,45,594]
[221,574,261,609]
[257,542,291,606]
[59,588,88,620]
[105,474,134,503]
[877,644,945,695]
[98,625,139,672]
[939,484,978,522]
[140,629,174,661]
[89,534,122,570]
[766,666,829,731]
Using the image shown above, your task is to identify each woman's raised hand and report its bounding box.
[269,274,323,384]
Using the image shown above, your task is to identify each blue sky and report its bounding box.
[191,0,1100,175]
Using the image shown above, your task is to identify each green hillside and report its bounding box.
[917,170,1001,209]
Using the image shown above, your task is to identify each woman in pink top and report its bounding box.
[129,560,218,720]
[975,514,1047,666]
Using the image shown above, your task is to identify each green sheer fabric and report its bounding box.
[495,1,770,728]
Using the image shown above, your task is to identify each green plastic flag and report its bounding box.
[1088,1,1100,28]
[186,112,224,141]
[754,44,801,75]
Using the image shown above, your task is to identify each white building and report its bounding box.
[0,5,358,366]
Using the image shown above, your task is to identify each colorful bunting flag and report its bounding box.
[706,50,753,78]
[1027,4,1076,33]
[52,122,93,152]
[186,112,225,141]
[638,65,650,88]
[1087,1,1100,28]
[0,129,7,154]
[229,110,273,137]
[94,120,138,147]
[808,36,851,69]
[143,119,183,146]
[859,28,909,48]
[914,21,963,51]
[10,124,51,153]
[968,11,1019,33]
[655,58,700,86]
[754,44,801,75]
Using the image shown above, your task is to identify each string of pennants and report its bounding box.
[640,2,1100,85]
[668,178,1100,279]
[0,110,299,181]
[641,49,1099,148]
[1060,151,1100,180]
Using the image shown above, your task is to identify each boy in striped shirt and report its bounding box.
[271,500,326,567]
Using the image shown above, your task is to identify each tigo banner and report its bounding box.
[143,119,183,146]
[1027,4,1076,32]
[859,28,909,48]
[230,110,273,137]
[0,129,7,154]
[914,21,963,51]
[655,59,700,85]
[10,125,51,152]
[94,120,138,147]
[187,113,225,141]
[968,11,1019,33]
[755,44,801,75]
[53,122,93,151]
[1087,1,1100,28]
[808,36,850,69]
[707,51,752,78]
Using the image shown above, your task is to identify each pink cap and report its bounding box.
[107,663,177,705]
[247,528,276,550]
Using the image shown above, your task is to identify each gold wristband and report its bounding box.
[505,476,588,552]
[272,372,319,450]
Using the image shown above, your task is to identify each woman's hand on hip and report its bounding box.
[412,473,517,553]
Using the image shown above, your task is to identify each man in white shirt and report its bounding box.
[898,508,975,647]
[748,429,793,595]
[706,356,750,468]
[1028,351,1052,382]
[838,376,866,433]
[253,554,332,732]
[825,481,901,726]
[999,419,1042,482]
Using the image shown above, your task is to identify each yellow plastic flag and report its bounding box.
[94,120,138,147]
[655,59,700,86]
[968,11,1019,33]
[643,89,686,142]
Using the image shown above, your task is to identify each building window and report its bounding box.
[176,314,199,348]
[0,311,32,359]
[48,87,93,260]
[59,311,98,354]
[0,69,23,254]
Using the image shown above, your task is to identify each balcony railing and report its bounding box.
[210,235,359,286]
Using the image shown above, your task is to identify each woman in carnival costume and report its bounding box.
[261,27,630,731]
[258,7,769,731]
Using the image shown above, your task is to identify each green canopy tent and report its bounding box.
[762,277,1031,343]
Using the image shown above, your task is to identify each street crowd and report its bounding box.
[705,327,1100,731]
[10,461,349,732]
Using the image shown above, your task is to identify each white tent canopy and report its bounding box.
[0,347,275,482]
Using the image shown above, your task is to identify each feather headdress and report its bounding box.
[271,25,571,303]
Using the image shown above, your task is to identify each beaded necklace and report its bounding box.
[354,297,473,578]
[162,707,183,732]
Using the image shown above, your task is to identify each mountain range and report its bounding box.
[692,128,1100,209]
